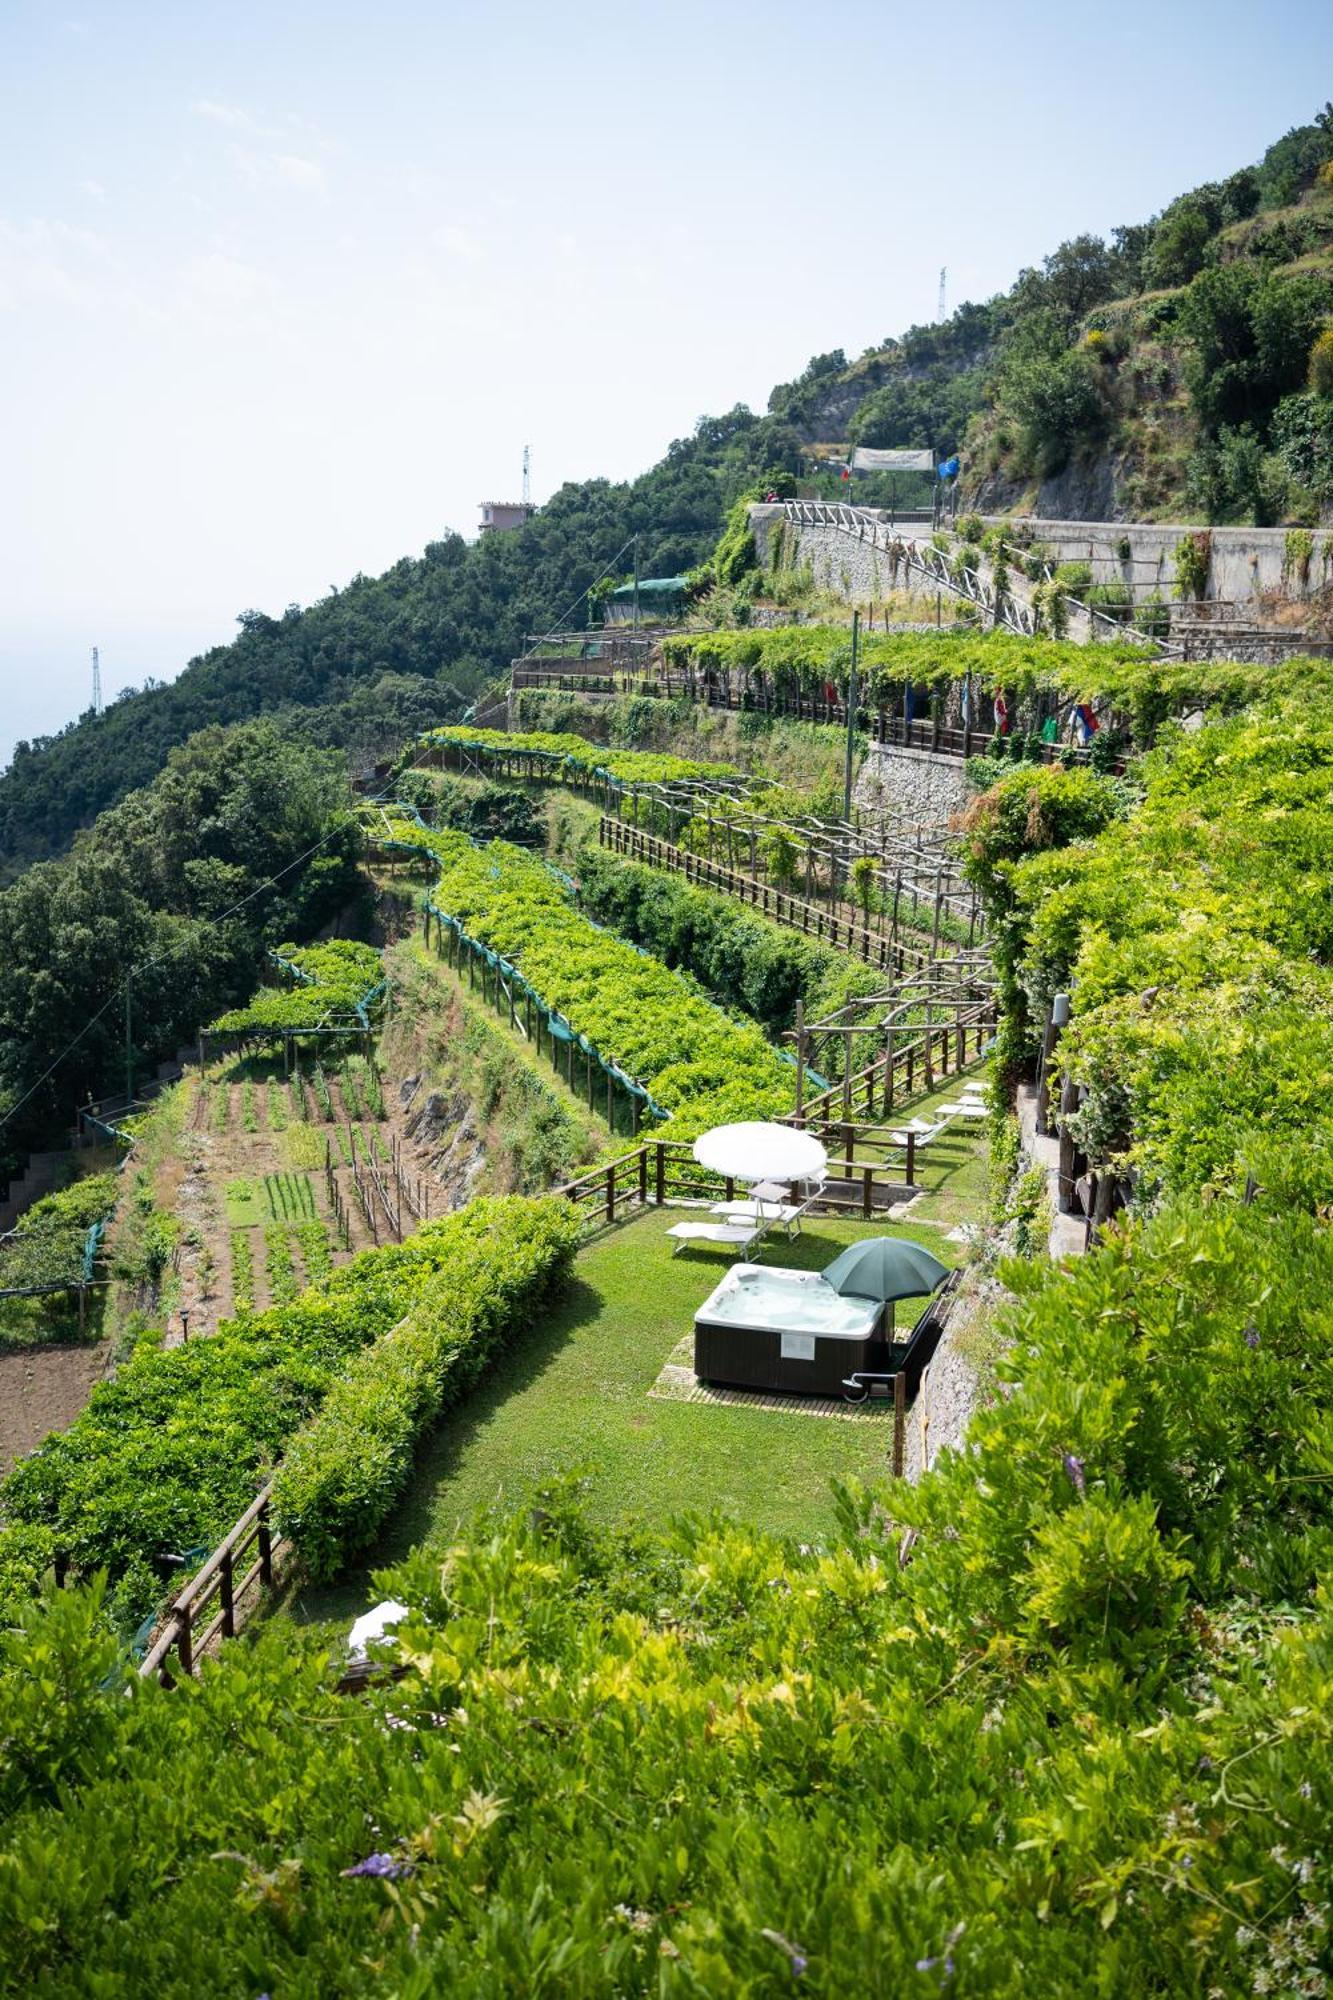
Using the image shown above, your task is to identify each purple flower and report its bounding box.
[1061,1452,1086,1497]
[760,1929,808,1977]
[1244,1325,1261,1350]
[342,1851,413,1880]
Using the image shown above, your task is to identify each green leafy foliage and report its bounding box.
[418,726,739,789]
[229,1229,254,1312]
[273,1196,580,1578]
[0,1173,116,1296]
[967,684,1333,1207]
[575,846,880,1047]
[1,1199,1332,1989]
[0,1198,576,1629]
[209,940,382,1039]
[0,720,360,1173]
[392,820,798,1136]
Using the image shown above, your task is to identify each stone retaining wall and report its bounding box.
[985,516,1333,606]
[854,742,970,827]
[752,506,904,606]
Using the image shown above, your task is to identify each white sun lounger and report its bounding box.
[936,1100,989,1118]
[890,1118,949,1151]
[667,1221,762,1258]
[710,1197,804,1236]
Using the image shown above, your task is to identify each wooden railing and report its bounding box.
[794,1005,995,1131]
[551,1100,990,1225]
[598,818,942,974]
[139,1486,281,1685]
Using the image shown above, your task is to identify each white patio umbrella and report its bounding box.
[692,1121,828,1185]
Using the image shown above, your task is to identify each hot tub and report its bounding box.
[693,1264,886,1396]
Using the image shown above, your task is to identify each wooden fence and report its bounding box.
[598,818,941,975]
[139,1486,280,1686]
[796,1003,994,1133]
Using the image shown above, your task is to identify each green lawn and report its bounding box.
[287,1204,969,1629]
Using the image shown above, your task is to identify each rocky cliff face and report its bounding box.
[968,449,1139,523]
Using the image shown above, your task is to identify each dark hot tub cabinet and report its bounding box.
[693,1265,887,1397]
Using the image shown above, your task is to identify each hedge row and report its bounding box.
[273,1196,581,1580]
[575,845,881,1051]
[387,817,799,1137]
[418,725,739,788]
[0,1188,570,1628]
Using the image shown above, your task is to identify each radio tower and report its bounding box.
[91,646,103,718]
[522,445,531,509]
[937,267,947,323]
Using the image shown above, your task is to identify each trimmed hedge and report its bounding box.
[273,1196,581,1580]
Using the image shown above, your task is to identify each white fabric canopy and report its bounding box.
[347,1599,409,1661]
[851,446,935,472]
[692,1122,828,1184]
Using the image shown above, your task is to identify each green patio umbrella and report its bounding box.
[821,1236,951,1305]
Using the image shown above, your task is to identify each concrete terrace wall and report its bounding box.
[752,504,903,604]
[986,518,1333,605]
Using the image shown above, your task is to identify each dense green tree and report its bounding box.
[0,721,359,1171]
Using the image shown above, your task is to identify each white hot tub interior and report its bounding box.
[694,1264,881,1340]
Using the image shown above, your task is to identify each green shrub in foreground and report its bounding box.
[1,1200,1331,1993]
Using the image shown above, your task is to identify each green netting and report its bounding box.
[425,897,670,1121]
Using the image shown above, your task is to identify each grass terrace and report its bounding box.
[290,1200,970,1628]
[290,1064,987,1623]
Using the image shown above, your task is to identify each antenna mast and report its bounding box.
[91,646,103,717]
[937,267,947,323]
[522,444,531,508]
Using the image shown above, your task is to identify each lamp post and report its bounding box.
[842,609,860,823]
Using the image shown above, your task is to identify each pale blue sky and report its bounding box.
[1,0,1329,766]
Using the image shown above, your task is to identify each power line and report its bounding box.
[0,779,400,1138]
[91,647,103,718]
[544,532,640,632]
